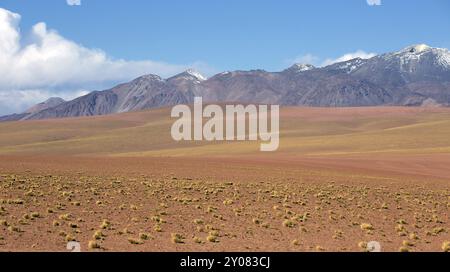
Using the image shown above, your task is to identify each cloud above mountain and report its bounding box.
[0,8,213,115]
[289,54,320,67]
[367,0,382,6]
[321,50,377,66]
[288,50,377,67]
[0,89,88,117]
[66,0,81,6]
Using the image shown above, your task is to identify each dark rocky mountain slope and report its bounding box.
[3,44,450,121]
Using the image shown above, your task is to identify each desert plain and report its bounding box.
[0,106,449,252]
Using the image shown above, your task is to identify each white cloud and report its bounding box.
[288,50,377,68]
[0,89,88,116]
[67,0,81,6]
[0,8,215,115]
[367,0,381,6]
[289,54,320,66]
[321,50,377,66]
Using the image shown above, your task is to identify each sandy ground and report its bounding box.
[0,154,448,252]
[0,107,449,252]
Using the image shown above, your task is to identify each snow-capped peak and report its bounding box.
[381,44,450,70]
[285,63,315,73]
[383,44,432,59]
[325,58,366,73]
[405,44,431,54]
[292,63,315,71]
[185,69,207,81]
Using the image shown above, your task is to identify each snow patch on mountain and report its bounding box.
[291,63,316,72]
[338,58,365,73]
[377,44,450,72]
[434,48,450,69]
[185,69,207,81]
[283,63,316,74]
[325,58,366,73]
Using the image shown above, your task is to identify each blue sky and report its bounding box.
[0,0,449,114]
[3,0,450,71]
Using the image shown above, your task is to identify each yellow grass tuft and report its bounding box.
[171,233,184,244]
[360,223,374,231]
[88,240,101,249]
[442,241,450,252]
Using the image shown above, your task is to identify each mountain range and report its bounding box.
[1,44,450,122]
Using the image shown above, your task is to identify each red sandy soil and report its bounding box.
[0,154,448,252]
[0,107,449,252]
